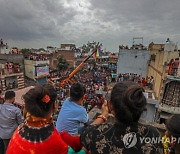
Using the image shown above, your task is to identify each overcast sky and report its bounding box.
[0,0,180,52]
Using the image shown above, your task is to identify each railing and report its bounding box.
[168,68,180,77]
[25,58,48,61]
[0,68,22,77]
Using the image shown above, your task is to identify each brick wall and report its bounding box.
[59,50,75,67]
[49,50,75,69]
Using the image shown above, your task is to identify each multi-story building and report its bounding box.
[46,46,57,53]
[0,54,25,91]
[147,41,179,99]
[0,39,8,54]
[48,44,76,69]
[24,59,49,83]
[155,75,180,123]
[57,44,76,67]
[108,53,118,81]
[48,52,60,70]
[117,44,150,77]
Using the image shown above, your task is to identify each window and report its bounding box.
[150,54,156,61]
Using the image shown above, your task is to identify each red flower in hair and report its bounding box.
[42,94,50,103]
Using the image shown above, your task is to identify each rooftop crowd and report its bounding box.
[117,73,154,90]
[29,55,48,61]
[0,62,21,76]
[168,58,180,76]
[0,65,180,154]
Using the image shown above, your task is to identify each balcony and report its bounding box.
[0,67,23,78]
[168,68,180,77]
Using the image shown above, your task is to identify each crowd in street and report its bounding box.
[0,80,180,154]
[0,64,180,154]
[49,66,111,121]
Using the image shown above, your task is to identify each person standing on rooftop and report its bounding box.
[0,91,23,154]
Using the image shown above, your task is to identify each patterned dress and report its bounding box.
[81,123,163,154]
[7,116,68,154]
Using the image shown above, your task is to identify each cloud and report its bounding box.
[0,0,77,41]
[0,0,180,51]
[89,0,180,44]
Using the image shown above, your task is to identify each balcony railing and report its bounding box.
[0,68,22,77]
[168,68,180,77]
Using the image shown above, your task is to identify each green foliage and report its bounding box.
[57,56,69,71]
[78,41,102,53]
[21,48,30,53]
[38,48,45,51]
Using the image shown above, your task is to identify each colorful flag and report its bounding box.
[94,48,103,58]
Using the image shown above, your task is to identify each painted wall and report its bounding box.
[24,60,35,80]
[117,49,150,77]
[24,60,49,80]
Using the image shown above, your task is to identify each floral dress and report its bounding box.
[81,123,163,154]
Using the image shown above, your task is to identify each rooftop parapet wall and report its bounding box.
[24,60,49,66]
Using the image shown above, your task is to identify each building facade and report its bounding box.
[147,42,179,99]
[24,59,49,83]
[117,49,150,77]
[0,39,8,54]
[58,44,76,67]
[0,54,25,92]
[48,44,76,69]
[155,76,180,123]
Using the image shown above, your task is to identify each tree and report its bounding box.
[21,48,30,53]
[81,41,103,53]
[71,41,103,53]
[38,48,45,51]
[57,56,69,71]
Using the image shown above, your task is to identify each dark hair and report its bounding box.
[23,84,57,117]
[70,83,86,102]
[110,81,147,124]
[5,91,15,100]
[166,114,180,140]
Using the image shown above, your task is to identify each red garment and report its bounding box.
[168,63,173,75]
[142,79,147,87]
[60,132,82,152]
[173,60,180,69]
[98,97,104,108]
[7,128,68,154]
